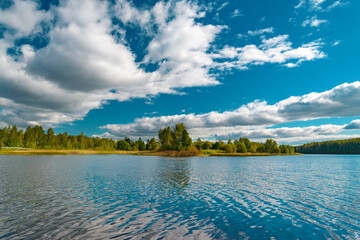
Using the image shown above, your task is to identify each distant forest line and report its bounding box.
[0,124,295,154]
[2,124,360,154]
[295,138,360,154]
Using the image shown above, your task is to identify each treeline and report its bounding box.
[296,138,360,154]
[0,125,119,150]
[194,138,295,154]
[0,124,294,154]
[0,125,163,151]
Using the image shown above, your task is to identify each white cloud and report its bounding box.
[0,0,329,129]
[112,0,173,30]
[302,16,328,27]
[0,0,48,37]
[332,40,341,46]
[214,35,325,69]
[344,120,360,130]
[213,124,354,144]
[0,0,222,128]
[26,1,145,92]
[325,1,349,11]
[231,9,243,18]
[100,82,360,142]
[151,1,171,26]
[295,0,306,9]
[310,0,326,9]
[217,2,229,12]
[295,0,325,10]
[144,1,222,89]
[247,27,274,36]
[295,0,348,11]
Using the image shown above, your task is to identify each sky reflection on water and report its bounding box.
[0,155,359,239]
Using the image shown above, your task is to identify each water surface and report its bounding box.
[0,155,359,239]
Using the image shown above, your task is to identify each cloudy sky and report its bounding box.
[0,0,359,144]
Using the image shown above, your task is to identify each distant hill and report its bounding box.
[295,138,360,154]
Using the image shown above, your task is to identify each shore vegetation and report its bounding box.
[0,124,295,156]
[296,138,360,154]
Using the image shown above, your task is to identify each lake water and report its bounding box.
[0,155,359,239]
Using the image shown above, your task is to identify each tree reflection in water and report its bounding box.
[156,158,191,197]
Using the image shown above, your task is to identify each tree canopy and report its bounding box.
[158,123,192,150]
[296,138,360,154]
[0,124,295,155]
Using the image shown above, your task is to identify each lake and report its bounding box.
[0,155,359,239]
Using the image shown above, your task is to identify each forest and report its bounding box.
[295,138,360,154]
[0,123,294,154]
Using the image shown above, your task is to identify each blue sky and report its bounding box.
[0,0,359,144]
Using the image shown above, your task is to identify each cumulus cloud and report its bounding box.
[0,0,48,37]
[302,16,327,27]
[344,120,360,130]
[213,35,325,69]
[100,82,360,142]
[213,124,355,144]
[0,0,222,127]
[0,0,328,129]
[144,1,222,89]
[247,27,274,36]
[113,0,152,27]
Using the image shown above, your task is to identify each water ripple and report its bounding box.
[0,155,359,239]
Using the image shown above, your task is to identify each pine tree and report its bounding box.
[47,128,56,149]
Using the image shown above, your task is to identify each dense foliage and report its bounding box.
[296,138,360,154]
[0,125,157,151]
[0,124,294,154]
[194,137,294,154]
[158,123,192,150]
[0,125,116,150]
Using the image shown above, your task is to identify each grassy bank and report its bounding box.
[0,149,140,155]
[201,149,300,156]
[0,149,202,157]
[0,148,298,157]
[208,152,302,157]
[135,149,202,157]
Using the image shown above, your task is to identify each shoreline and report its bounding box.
[0,149,301,157]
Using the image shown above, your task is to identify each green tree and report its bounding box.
[1,127,10,147]
[24,126,36,148]
[158,126,173,150]
[47,128,56,149]
[33,125,45,148]
[287,145,295,154]
[212,141,220,150]
[194,138,204,150]
[265,139,278,153]
[256,144,266,153]
[235,141,247,153]
[124,137,132,146]
[181,127,192,149]
[147,138,159,150]
[7,125,20,147]
[136,138,146,151]
[240,138,254,152]
[117,139,131,150]
[279,145,289,154]
[223,143,236,153]
[202,141,213,150]
[79,132,86,149]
